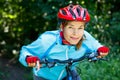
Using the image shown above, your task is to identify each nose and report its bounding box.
[73,29,78,35]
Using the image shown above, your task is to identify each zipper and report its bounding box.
[57,47,69,80]
[65,47,69,60]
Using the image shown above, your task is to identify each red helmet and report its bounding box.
[57,4,90,22]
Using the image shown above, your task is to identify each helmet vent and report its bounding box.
[69,4,73,8]
[69,8,76,19]
[83,10,86,20]
[76,7,81,16]
[61,10,67,15]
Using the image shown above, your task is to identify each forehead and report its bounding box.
[66,21,85,26]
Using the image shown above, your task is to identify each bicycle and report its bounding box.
[35,52,107,80]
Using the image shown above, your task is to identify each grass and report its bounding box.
[77,54,120,80]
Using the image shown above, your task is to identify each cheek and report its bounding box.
[81,29,84,33]
[64,30,72,36]
[63,27,73,34]
[81,31,84,35]
[63,31,70,40]
[77,30,84,35]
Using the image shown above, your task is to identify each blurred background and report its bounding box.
[0,0,120,80]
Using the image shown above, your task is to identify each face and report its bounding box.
[61,21,85,45]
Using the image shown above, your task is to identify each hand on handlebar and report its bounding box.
[26,56,41,67]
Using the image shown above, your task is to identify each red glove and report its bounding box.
[97,46,109,56]
[26,56,39,64]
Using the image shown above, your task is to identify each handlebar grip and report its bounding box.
[36,60,40,71]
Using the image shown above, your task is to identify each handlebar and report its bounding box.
[40,55,86,64]
[35,52,107,70]
[35,56,86,70]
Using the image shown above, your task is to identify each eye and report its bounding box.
[78,26,84,29]
[78,27,82,29]
[68,26,72,28]
[78,27,83,29]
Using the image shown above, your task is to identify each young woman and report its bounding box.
[19,4,109,80]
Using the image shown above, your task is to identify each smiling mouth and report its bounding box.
[70,37,79,40]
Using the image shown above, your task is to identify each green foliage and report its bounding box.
[77,54,120,80]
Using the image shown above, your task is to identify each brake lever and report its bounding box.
[88,57,108,62]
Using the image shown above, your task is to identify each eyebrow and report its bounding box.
[68,24,84,27]
[79,25,84,27]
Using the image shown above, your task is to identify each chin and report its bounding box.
[70,41,79,45]
[70,42,78,45]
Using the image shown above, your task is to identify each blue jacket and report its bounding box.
[19,30,102,80]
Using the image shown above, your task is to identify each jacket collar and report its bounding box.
[59,31,70,45]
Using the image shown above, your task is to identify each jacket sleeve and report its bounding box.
[19,31,57,67]
[19,37,45,67]
[83,30,103,53]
